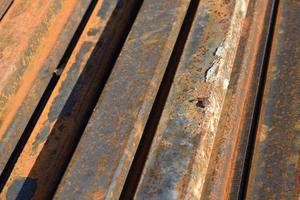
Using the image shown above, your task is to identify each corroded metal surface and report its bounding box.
[0,0,131,199]
[0,0,13,20]
[201,0,275,199]
[0,0,92,174]
[246,0,300,199]
[135,0,249,199]
[54,1,191,199]
[0,0,298,199]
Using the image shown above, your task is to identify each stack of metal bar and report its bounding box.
[0,0,298,199]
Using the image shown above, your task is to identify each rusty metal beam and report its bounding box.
[119,0,201,198]
[0,0,93,176]
[0,0,13,20]
[0,0,143,199]
[200,0,276,199]
[246,0,300,199]
[54,1,192,199]
[0,0,297,199]
[134,0,249,199]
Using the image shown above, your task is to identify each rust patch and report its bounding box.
[247,0,300,199]
[135,0,250,199]
[54,1,192,199]
[0,0,93,174]
[200,0,275,199]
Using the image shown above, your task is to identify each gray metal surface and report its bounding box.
[0,0,13,20]
[135,0,249,199]
[54,1,191,199]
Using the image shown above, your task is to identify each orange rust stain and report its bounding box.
[93,189,107,200]
[0,0,79,138]
[27,0,105,155]
[221,0,269,197]
[0,0,51,88]
[0,0,108,196]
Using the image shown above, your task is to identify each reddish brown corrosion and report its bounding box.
[54,0,192,199]
[0,0,92,174]
[247,0,300,199]
[0,0,112,199]
[135,0,249,199]
[201,0,275,199]
[0,0,143,199]
[0,0,298,199]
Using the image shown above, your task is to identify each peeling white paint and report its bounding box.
[214,46,225,57]
[223,78,229,90]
